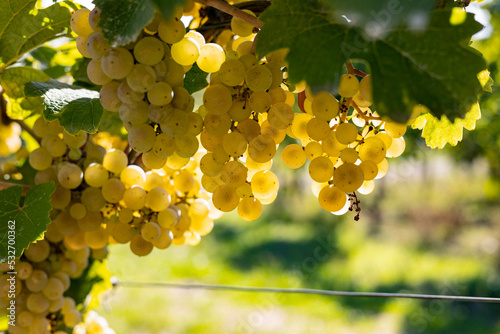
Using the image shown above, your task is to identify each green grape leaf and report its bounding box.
[256,0,487,122]
[94,0,155,47]
[0,182,55,262]
[411,102,481,149]
[25,79,103,134]
[0,1,77,71]
[321,0,438,36]
[0,67,50,120]
[184,63,209,94]
[151,0,185,21]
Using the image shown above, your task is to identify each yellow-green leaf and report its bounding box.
[0,67,50,119]
[412,103,481,149]
[0,0,78,71]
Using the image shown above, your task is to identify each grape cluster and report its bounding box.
[1,240,86,334]
[72,5,414,222]
[289,75,411,218]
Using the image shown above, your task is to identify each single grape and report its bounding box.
[281,144,307,169]
[71,8,93,37]
[309,156,334,183]
[197,43,225,73]
[128,124,156,153]
[101,47,134,80]
[338,74,359,97]
[318,184,347,212]
[134,36,165,65]
[171,37,200,66]
[58,163,83,189]
[212,185,239,212]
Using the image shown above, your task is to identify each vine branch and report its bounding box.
[348,99,382,122]
[195,0,263,29]
[344,60,368,77]
[16,120,41,144]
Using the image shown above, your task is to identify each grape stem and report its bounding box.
[250,34,258,55]
[348,99,382,122]
[195,0,263,28]
[345,60,368,78]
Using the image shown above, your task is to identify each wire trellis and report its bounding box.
[111,278,500,304]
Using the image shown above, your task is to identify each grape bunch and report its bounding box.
[1,240,87,334]
[71,4,415,222]
[285,75,411,218]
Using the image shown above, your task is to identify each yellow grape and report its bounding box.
[123,186,147,210]
[158,17,185,44]
[133,36,164,65]
[339,147,359,163]
[223,131,247,157]
[58,163,83,189]
[386,137,406,158]
[251,170,279,199]
[359,160,378,181]
[221,160,248,187]
[71,8,93,37]
[248,91,272,114]
[338,74,359,97]
[307,117,331,141]
[101,47,134,80]
[245,65,272,92]
[231,9,256,37]
[237,197,262,221]
[146,187,171,212]
[197,43,225,73]
[359,136,387,163]
[85,226,108,249]
[148,82,173,106]
[86,32,110,60]
[81,187,106,212]
[141,222,161,242]
[311,92,339,121]
[152,228,174,249]
[237,119,261,142]
[203,84,233,114]
[335,122,358,145]
[359,75,372,101]
[309,156,334,183]
[77,211,102,232]
[130,234,153,257]
[281,144,307,169]
[248,134,276,163]
[305,141,324,160]
[84,162,108,187]
[101,178,125,203]
[384,122,407,138]
[120,165,146,188]
[318,184,347,212]
[333,163,364,192]
[171,37,200,66]
[213,185,239,212]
